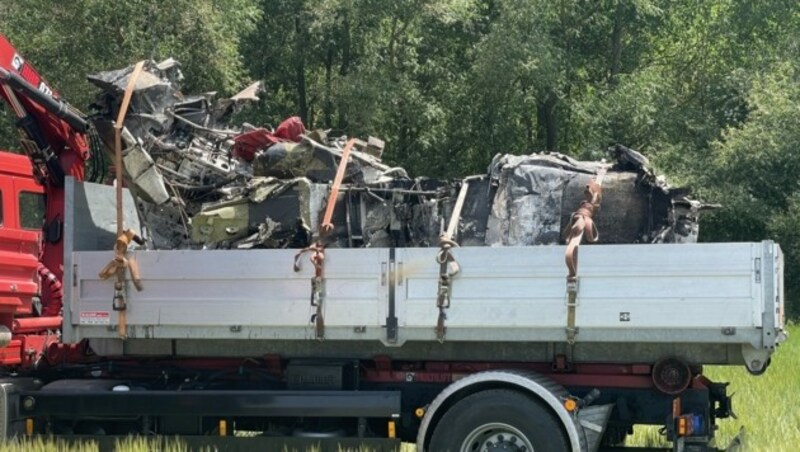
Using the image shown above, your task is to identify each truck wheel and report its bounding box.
[429,388,569,452]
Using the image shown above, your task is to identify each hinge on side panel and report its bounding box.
[566,277,579,345]
[754,258,762,283]
[386,253,398,343]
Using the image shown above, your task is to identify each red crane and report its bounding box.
[0,33,90,367]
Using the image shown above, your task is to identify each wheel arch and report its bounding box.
[416,370,586,452]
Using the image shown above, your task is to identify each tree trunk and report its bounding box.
[337,13,351,130]
[324,38,334,128]
[294,7,308,124]
[545,96,557,152]
[609,1,624,86]
[537,93,558,152]
[388,17,399,80]
[522,84,533,150]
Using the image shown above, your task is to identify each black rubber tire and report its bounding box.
[428,388,570,452]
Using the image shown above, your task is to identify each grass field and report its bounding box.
[628,323,799,451]
[0,325,795,452]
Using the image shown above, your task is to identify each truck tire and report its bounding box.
[429,388,569,452]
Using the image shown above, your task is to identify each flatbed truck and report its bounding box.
[0,33,787,452]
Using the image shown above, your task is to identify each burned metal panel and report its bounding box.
[457,177,495,246]
[485,150,701,246]
[561,171,654,243]
[487,160,577,246]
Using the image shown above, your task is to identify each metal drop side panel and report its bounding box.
[396,243,770,343]
[69,240,780,350]
[70,248,389,341]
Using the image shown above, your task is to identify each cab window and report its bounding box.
[19,191,44,230]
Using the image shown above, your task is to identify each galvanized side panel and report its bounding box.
[71,248,388,341]
[398,243,762,343]
[71,242,771,349]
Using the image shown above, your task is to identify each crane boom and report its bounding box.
[0,34,89,322]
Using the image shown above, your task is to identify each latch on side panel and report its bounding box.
[386,256,398,343]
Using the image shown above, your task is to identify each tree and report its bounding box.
[0,0,260,149]
[703,63,800,317]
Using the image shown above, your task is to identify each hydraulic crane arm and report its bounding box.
[0,33,91,317]
[0,66,88,133]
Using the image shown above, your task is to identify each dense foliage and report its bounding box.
[1,0,798,316]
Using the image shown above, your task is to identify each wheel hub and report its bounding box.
[461,422,534,452]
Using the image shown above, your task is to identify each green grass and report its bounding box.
[0,436,199,452]
[0,437,398,452]
[629,323,799,451]
[0,437,97,452]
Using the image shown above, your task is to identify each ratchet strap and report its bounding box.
[102,60,145,339]
[564,167,607,344]
[98,229,144,338]
[293,242,326,339]
[99,230,144,290]
[435,238,460,341]
[293,138,356,340]
[435,179,470,341]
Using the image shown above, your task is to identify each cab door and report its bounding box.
[0,152,43,316]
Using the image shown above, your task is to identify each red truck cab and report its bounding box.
[0,150,44,364]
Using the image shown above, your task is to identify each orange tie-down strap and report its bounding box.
[98,229,144,291]
[564,173,605,345]
[565,178,603,279]
[98,229,144,339]
[320,138,357,234]
[106,60,146,339]
[292,138,357,340]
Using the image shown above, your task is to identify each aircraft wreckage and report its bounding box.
[87,59,711,251]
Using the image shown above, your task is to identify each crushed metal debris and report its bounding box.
[87,59,711,250]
